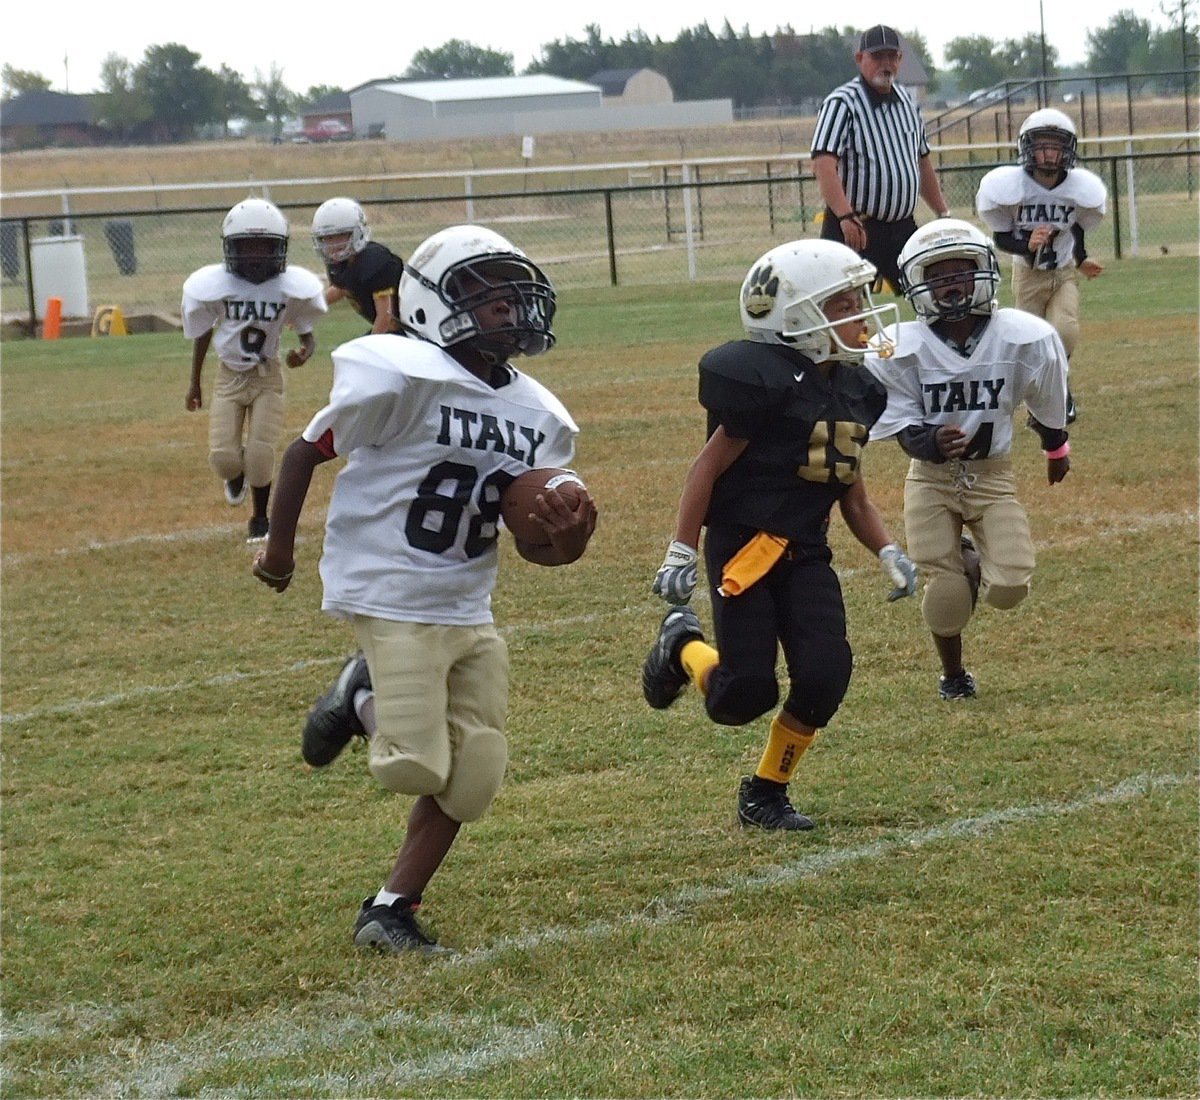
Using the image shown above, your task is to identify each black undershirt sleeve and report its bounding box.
[1026,417,1069,451]
[897,423,945,462]
[993,230,1028,256]
[1071,223,1087,264]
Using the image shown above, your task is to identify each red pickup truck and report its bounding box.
[299,119,353,143]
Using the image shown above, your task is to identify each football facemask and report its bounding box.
[311,197,370,264]
[1019,108,1078,172]
[898,219,1000,324]
[400,226,556,362]
[222,198,289,284]
[740,239,897,362]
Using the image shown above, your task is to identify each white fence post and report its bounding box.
[681,163,696,281]
[1124,140,1139,258]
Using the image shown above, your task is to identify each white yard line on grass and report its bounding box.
[2,771,1190,1097]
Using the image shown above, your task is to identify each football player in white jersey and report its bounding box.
[865,219,1072,700]
[975,108,1107,420]
[251,225,597,954]
[182,198,327,541]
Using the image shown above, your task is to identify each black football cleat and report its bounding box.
[224,474,247,506]
[938,670,977,701]
[246,515,269,543]
[302,653,371,766]
[737,775,815,831]
[352,896,454,956]
[641,604,704,709]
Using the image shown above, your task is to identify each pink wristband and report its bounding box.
[1044,442,1070,460]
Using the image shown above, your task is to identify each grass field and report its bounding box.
[1,256,1197,1096]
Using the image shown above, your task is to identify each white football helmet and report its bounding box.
[739,238,897,363]
[898,218,1000,324]
[311,197,370,264]
[1019,108,1078,172]
[399,224,556,362]
[222,198,288,284]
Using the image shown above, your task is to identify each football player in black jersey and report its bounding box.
[312,197,404,335]
[642,239,916,831]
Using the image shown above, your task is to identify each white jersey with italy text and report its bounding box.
[975,164,1107,271]
[863,308,1069,458]
[181,263,326,369]
[304,335,578,626]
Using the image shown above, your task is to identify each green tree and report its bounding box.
[1147,16,1199,91]
[528,24,616,80]
[133,43,221,141]
[662,23,726,97]
[213,65,259,137]
[299,84,346,107]
[254,64,294,143]
[997,33,1059,78]
[1085,10,1154,72]
[93,53,153,142]
[945,35,1009,89]
[2,65,52,99]
[404,40,514,79]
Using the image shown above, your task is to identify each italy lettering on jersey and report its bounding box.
[976,164,1107,270]
[304,335,578,627]
[181,264,326,370]
[864,309,1069,458]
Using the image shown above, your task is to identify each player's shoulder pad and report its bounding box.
[364,240,404,266]
[507,370,579,434]
[700,339,784,385]
[332,333,449,380]
[1066,166,1107,209]
[867,321,925,371]
[280,265,325,298]
[991,307,1059,344]
[976,165,1027,209]
[181,263,232,300]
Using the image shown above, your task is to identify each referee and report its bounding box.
[811,25,950,293]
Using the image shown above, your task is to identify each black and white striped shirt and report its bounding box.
[811,76,931,223]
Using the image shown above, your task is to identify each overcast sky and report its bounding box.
[6,0,1171,96]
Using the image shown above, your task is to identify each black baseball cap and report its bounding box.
[859,25,902,53]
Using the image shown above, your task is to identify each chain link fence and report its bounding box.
[1,148,1195,334]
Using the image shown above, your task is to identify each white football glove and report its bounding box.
[652,540,698,604]
[878,544,917,602]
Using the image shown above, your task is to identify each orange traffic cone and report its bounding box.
[43,296,62,340]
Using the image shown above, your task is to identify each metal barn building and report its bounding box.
[350,75,732,142]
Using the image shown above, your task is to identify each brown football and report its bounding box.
[500,468,586,545]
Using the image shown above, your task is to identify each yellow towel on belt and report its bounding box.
[718,532,789,597]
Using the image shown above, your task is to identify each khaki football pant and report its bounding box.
[903,457,1035,637]
[207,360,285,488]
[1011,260,1081,357]
[353,615,509,825]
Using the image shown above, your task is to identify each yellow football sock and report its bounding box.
[755,716,816,784]
[679,639,719,693]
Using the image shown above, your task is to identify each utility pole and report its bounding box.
[1039,0,1049,107]
[1162,0,1195,132]
[1161,0,1196,196]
